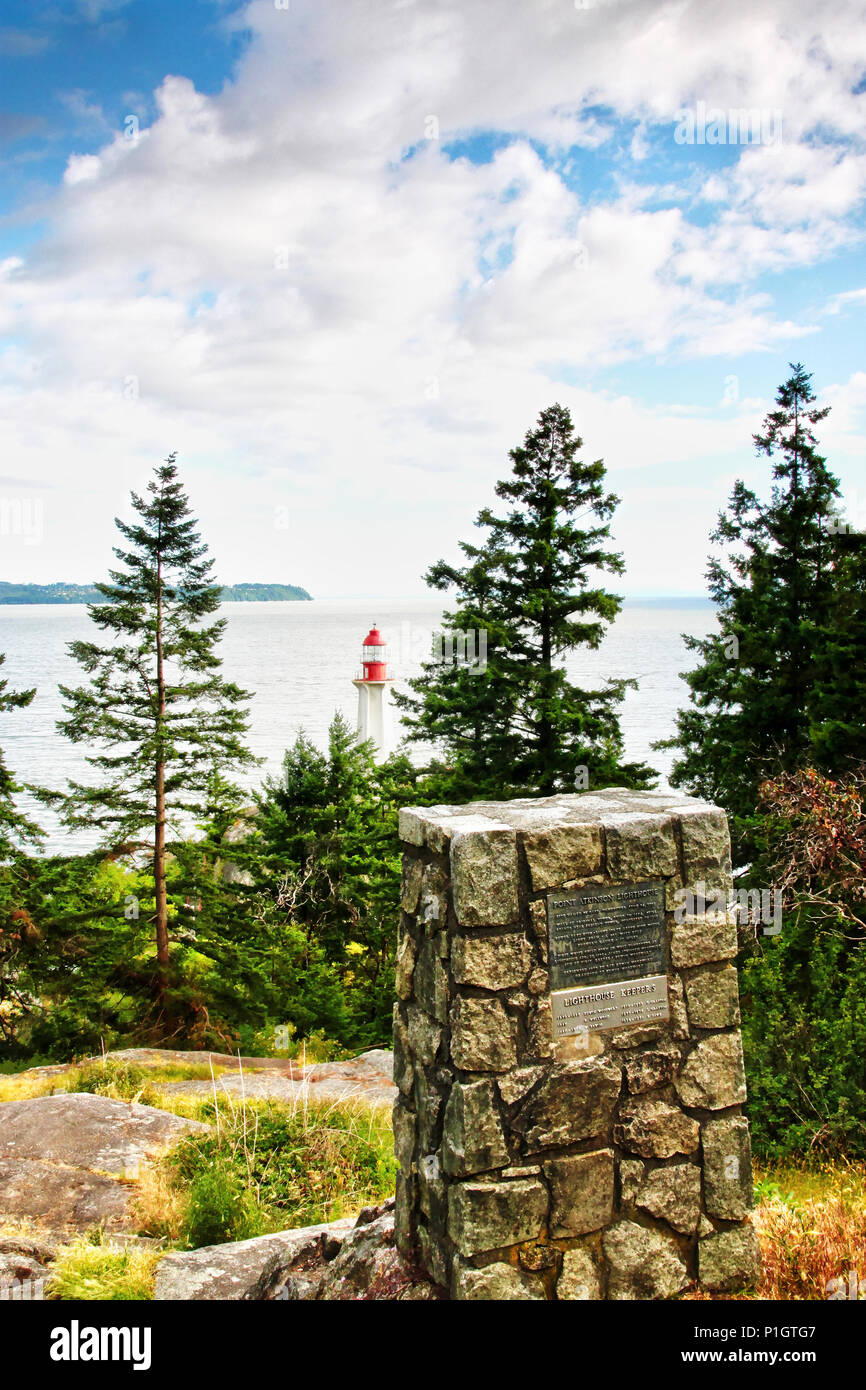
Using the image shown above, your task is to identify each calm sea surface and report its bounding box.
[0,598,717,853]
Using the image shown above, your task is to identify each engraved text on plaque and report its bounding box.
[547,880,669,1037]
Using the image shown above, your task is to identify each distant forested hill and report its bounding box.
[220,583,312,601]
[0,581,312,604]
[0,582,102,604]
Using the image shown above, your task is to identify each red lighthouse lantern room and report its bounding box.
[359,626,389,682]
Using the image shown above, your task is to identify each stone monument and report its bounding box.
[393,788,760,1300]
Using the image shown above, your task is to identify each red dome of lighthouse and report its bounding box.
[359,624,389,682]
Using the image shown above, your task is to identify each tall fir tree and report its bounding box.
[53,456,256,997]
[394,402,653,797]
[661,364,847,859]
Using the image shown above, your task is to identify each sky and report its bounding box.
[0,0,864,598]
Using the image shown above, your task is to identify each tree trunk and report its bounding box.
[538,481,555,792]
[154,537,169,985]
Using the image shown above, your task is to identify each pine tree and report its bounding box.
[53,456,256,994]
[661,365,844,858]
[394,402,653,797]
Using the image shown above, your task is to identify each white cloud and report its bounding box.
[824,286,866,314]
[62,153,103,184]
[822,370,866,458]
[2,0,864,596]
[0,27,53,56]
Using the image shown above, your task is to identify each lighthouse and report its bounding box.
[352,624,392,757]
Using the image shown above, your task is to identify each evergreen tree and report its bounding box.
[0,653,42,860]
[394,402,653,797]
[51,456,256,998]
[661,365,845,859]
[254,713,417,1046]
[0,653,46,1048]
[809,527,866,769]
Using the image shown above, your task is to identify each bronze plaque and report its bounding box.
[551,974,669,1038]
[547,880,666,990]
[546,880,668,1037]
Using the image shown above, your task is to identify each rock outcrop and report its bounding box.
[159,1048,395,1109]
[154,1200,440,1301]
[0,1093,207,1235]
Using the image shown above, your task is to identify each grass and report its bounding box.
[687,1159,866,1301]
[15,1048,861,1302]
[0,1047,397,1248]
[0,1056,233,1104]
[29,1086,395,1300]
[137,1091,396,1248]
[45,1235,161,1301]
[0,1032,351,1103]
[0,1044,396,1299]
[751,1159,866,1300]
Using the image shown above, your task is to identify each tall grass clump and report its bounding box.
[46,1235,160,1301]
[754,1162,866,1300]
[139,1092,396,1249]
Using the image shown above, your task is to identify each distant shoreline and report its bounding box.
[0,581,313,605]
[0,586,711,608]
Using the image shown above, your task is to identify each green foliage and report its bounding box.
[394,402,654,798]
[0,1054,55,1075]
[160,1098,397,1247]
[0,843,271,1059]
[742,915,866,1159]
[808,532,866,770]
[179,1150,262,1247]
[0,652,50,1048]
[236,1023,351,1063]
[0,852,137,1058]
[0,722,407,1059]
[35,455,257,1026]
[251,712,418,1049]
[0,708,415,1060]
[752,1173,795,1207]
[0,652,41,862]
[661,364,863,861]
[741,764,866,1162]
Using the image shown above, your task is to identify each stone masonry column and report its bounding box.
[393,789,761,1300]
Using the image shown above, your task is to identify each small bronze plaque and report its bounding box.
[551,975,669,1038]
[546,880,666,991]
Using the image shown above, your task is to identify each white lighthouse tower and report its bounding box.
[352,624,392,757]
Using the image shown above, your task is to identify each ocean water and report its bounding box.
[0,597,717,853]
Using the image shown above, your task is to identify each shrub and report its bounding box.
[142,1096,396,1248]
[742,915,866,1158]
